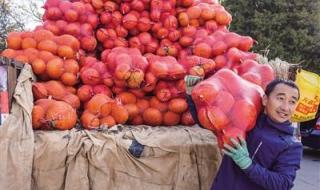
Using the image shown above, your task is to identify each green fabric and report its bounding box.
[223,137,252,170]
[184,75,202,95]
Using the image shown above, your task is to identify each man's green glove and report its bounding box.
[184,75,203,95]
[223,137,252,170]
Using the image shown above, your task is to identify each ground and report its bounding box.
[293,147,320,190]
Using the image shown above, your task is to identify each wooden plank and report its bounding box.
[0,57,24,112]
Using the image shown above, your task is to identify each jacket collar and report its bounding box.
[259,113,294,135]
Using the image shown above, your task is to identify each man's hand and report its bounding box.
[223,136,252,170]
[184,75,202,95]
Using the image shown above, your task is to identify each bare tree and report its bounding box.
[17,0,45,24]
[0,0,25,50]
[0,0,45,50]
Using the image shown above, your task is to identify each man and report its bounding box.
[185,76,303,190]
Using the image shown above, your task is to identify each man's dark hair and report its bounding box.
[265,78,300,99]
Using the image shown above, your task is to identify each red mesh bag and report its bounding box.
[179,55,216,77]
[146,54,186,80]
[42,0,98,51]
[154,80,186,102]
[191,69,264,147]
[105,47,149,88]
[80,56,113,87]
[235,59,275,90]
[191,30,256,67]
[150,0,176,22]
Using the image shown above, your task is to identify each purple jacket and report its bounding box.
[211,113,303,190]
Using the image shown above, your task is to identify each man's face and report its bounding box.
[262,83,299,123]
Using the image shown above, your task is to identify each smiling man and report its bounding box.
[210,79,302,190]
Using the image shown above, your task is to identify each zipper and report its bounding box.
[251,141,263,160]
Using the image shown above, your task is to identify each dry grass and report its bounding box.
[256,54,301,81]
